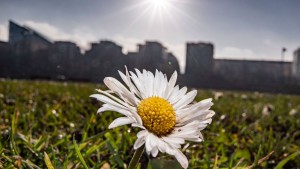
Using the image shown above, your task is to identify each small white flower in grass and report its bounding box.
[90,68,215,169]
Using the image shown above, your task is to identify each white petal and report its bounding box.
[131,123,145,129]
[130,71,147,98]
[97,104,143,126]
[135,68,143,79]
[92,92,142,125]
[173,90,197,110]
[198,132,204,140]
[118,69,142,99]
[156,70,168,97]
[169,128,199,139]
[145,134,154,152]
[146,71,155,96]
[97,104,131,116]
[165,144,176,155]
[178,109,211,123]
[169,87,187,105]
[142,70,154,98]
[90,94,129,110]
[162,137,185,146]
[95,90,133,108]
[185,137,203,142]
[183,98,213,110]
[167,85,179,100]
[176,99,213,119]
[153,70,161,96]
[151,147,159,157]
[104,77,138,106]
[157,140,167,153]
[144,70,156,98]
[108,117,134,129]
[134,137,145,149]
[174,149,188,169]
[179,110,215,125]
[137,130,148,138]
[163,71,178,99]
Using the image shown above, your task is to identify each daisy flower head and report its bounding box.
[90,68,215,169]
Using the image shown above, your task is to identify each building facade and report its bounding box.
[292,48,300,81]
[184,42,300,93]
[0,20,300,93]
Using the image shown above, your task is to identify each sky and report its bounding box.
[0,0,300,72]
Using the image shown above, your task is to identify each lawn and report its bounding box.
[0,79,299,168]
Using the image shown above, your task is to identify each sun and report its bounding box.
[149,0,169,8]
[146,0,173,11]
[119,0,197,38]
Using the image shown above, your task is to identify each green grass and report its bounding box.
[0,79,299,168]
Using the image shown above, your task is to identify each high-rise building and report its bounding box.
[85,40,125,81]
[48,41,82,80]
[9,20,52,53]
[185,42,214,76]
[185,42,214,86]
[136,41,165,72]
[292,48,300,80]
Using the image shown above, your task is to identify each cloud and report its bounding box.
[111,35,186,73]
[112,35,143,53]
[263,39,272,45]
[24,21,97,50]
[0,24,8,41]
[13,20,187,72]
[165,43,185,73]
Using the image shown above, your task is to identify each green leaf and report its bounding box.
[10,111,19,155]
[274,151,300,169]
[107,141,124,167]
[234,149,251,161]
[213,154,218,169]
[44,152,55,169]
[254,144,262,166]
[73,138,89,169]
[85,141,105,156]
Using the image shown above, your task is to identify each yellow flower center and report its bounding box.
[137,96,176,136]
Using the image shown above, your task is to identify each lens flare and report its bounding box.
[149,0,168,8]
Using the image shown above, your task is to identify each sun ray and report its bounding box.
[167,3,208,31]
[122,5,154,34]
[116,0,207,41]
[104,1,149,20]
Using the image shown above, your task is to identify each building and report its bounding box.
[213,59,292,91]
[8,20,52,78]
[135,41,166,72]
[9,20,52,53]
[292,48,300,81]
[131,41,180,77]
[1,20,300,94]
[48,41,83,80]
[184,42,214,86]
[161,52,180,77]
[184,42,300,93]
[84,40,126,82]
[0,41,10,77]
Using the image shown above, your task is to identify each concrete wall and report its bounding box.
[214,59,292,84]
[185,42,214,76]
[292,48,300,80]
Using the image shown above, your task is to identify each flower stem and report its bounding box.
[128,145,145,169]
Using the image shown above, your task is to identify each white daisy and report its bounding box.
[90,68,215,169]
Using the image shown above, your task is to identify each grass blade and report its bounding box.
[274,151,300,169]
[73,138,89,169]
[253,144,262,166]
[44,152,54,169]
[213,154,218,169]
